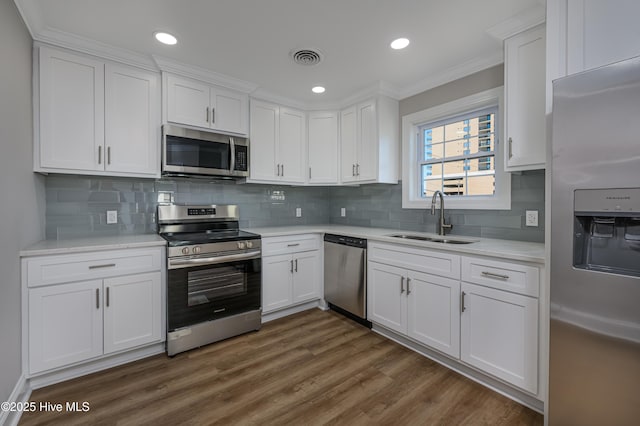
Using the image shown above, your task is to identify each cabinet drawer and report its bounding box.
[368,242,460,279]
[25,247,163,288]
[461,256,539,297]
[262,234,320,256]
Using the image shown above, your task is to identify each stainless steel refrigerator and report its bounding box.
[549,56,640,425]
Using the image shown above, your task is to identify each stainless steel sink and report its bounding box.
[387,234,476,244]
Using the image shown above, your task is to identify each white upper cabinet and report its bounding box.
[249,99,306,184]
[166,74,248,135]
[37,46,160,178]
[340,96,399,184]
[307,111,339,184]
[565,0,640,75]
[504,24,546,171]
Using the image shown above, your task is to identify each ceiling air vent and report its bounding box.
[290,48,323,66]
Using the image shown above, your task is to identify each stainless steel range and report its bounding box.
[157,204,262,356]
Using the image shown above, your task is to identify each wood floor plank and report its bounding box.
[20,309,542,426]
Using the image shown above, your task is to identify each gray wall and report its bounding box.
[0,0,45,404]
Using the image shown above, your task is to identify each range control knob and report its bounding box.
[192,246,201,254]
[237,241,246,250]
[182,247,190,255]
[246,241,253,248]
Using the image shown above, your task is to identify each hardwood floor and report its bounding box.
[20,309,542,425]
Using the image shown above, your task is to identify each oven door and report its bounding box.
[167,252,261,331]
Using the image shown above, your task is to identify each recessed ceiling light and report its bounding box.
[390,38,410,50]
[312,86,326,94]
[154,32,177,45]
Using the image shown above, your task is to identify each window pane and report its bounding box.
[422,177,442,197]
[466,174,495,196]
[424,142,445,161]
[468,156,494,172]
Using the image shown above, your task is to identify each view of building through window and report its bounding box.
[419,108,496,198]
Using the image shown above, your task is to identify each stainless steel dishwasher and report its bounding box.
[323,234,370,327]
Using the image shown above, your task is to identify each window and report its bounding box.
[402,87,510,210]
[419,107,497,198]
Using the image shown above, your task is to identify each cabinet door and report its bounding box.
[308,111,339,184]
[103,272,162,354]
[39,47,104,171]
[166,75,210,129]
[340,106,358,183]
[105,64,160,176]
[262,254,293,313]
[356,100,378,181]
[460,282,538,393]
[210,87,248,135]
[505,25,546,171]
[407,271,460,358]
[278,107,306,184]
[292,250,321,303]
[367,262,406,334]
[249,100,279,181]
[29,280,103,374]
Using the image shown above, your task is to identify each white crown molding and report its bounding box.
[249,88,309,110]
[33,27,158,71]
[396,51,504,100]
[486,4,546,41]
[153,55,258,94]
[13,0,42,37]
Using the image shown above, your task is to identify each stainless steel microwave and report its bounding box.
[162,124,249,179]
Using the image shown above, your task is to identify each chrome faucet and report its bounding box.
[431,190,453,236]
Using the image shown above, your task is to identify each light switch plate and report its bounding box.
[525,210,538,227]
[295,207,302,217]
[107,210,118,224]
[340,207,346,217]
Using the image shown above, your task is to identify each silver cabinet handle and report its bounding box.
[211,107,215,124]
[294,258,298,272]
[406,277,411,295]
[281,164,284,177]
[206,107,210,122]
[96,288,100,309]
[98,146,102,164]
[287,243,300,247]
[352,164,356,176]
[481,271,510,280]
[508,137,513,159]
[400,276,405,293]
[309,167,312,179]
[461,291,466,313]
[290,259,294,273]
[89,263,116,269]
[107,146,111,165]
[356,164,360,176]
[106,287,110,307]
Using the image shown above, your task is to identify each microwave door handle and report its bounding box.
[229,137,236,173]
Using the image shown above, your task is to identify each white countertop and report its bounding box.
[247,225,545,264]
[20,234,167,257]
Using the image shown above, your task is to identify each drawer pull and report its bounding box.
[481,271,509,280]
[406,277,411,295]
[106,287,110,307]
[287,243,300,247]
[89,263,116,270]
[400,276,405,293]
[96,288,100,309]
[461,291,466,312]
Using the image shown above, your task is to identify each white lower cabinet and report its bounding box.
[460,281,538,394]
[262,234,322,314]
[23,246,165,376]
[368,261,460,358]
[367,242,541,396]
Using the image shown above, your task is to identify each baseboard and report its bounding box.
[372,324,545,414]
[0,374,31,426]
[28,343,165,390]
[262,300,323,323]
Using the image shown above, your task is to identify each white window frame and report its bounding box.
[402,87,510,210]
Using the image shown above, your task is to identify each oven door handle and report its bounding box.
[168,250,261,270]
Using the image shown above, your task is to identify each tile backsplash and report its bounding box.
[45,170,544,242]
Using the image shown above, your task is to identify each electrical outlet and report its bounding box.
[525,210,538,227]
[340,207,346,217]
[106,210,118,224]
[296,207,302,218]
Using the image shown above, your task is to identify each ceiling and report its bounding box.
[15,0,545,107]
